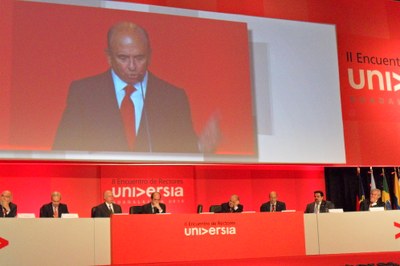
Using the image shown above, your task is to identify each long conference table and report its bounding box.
[0,211,399,265]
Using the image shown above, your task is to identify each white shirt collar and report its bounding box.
[111,69,148,98]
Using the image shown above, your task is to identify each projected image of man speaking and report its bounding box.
[53,22,219,153]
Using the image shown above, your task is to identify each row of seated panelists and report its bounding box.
[91,205,223,217]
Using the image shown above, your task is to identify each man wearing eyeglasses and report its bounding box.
[0,190,17,218]
[142,192,166,214]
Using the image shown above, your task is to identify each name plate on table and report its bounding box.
[61,213,79,218]
[17,213,35,218]
[369,207,385,212]
[328,209,344,213]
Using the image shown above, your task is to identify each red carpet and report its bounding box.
[117,252,400,266]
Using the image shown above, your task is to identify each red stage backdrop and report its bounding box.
[0,163,99,217]
[2,0,400,164]
[100,165,195,213]
[0,163,325,217]
[340,36,400,165]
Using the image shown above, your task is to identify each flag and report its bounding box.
[356,167,365,211]
[393,167,400,210]
[370,166,376,189]
[381,168,392,210]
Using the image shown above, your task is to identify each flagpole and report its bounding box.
[356,167,365,211]
[369,166,376,189]
[381,168,392,210]
[394,167,400,209]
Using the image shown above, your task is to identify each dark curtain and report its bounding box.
[325,167,396,212]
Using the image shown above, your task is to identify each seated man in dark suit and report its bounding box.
[0,190,17,218]
[142,192,166,214]
[260,191,286,212]
[53,21,222,153]
[220,194,243,213]
[40,191,69,218]
[93,190,122,217]
[305,190,334,213]
[360,188,385,211]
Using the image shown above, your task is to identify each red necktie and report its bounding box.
[272,205,275,212]
[53,206,59,218]
[121,85,136,149]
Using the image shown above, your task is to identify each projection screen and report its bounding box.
[0,0,345,163]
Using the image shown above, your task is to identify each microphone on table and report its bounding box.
[197,204,203,214]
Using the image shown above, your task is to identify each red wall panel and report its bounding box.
[111,212,306,264]
[100,165,196,213]
[195,165,325,212]
[0,163,100,217]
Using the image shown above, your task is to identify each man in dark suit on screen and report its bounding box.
[93,190,122,217]
[53,21,214,153]
[0,190,17,218]
[305,190,334,213]
[260,191,286,212]
[360,188,385,211]
[142,192,166,214]
[220,194,243,213]
[40,191,69,218]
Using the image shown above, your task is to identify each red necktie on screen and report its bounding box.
[121,85,136,150]
[271,204,276,212]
